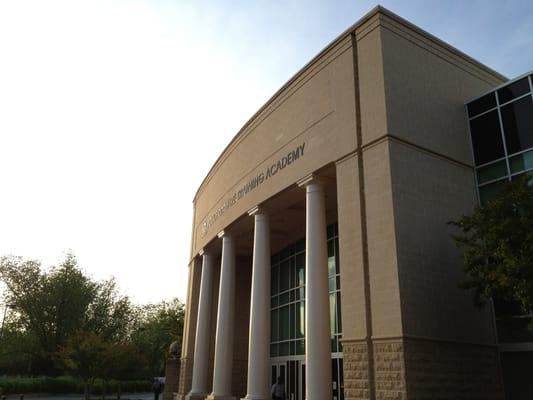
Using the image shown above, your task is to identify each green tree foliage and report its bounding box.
[131,299,185,376]
[56,332,107,400]
[83,278,134,343]
[0,252,185,385]
[0,253,96,374]
[450,177,533,314]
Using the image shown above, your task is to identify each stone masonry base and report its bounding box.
[342,338,504,400]
[163,358,180,400]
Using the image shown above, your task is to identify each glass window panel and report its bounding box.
[271,265,279,295]
[279,306,290,340]
[328,241,336,276]
[271,309,278,342]
[479,180,506,206]
[332,359,338,395]
[296,302,305,338]
[279,341,290,356]
[469,110,505,165]
[467,92,497,118]
[501,96,533,155]
[290,341,295,355]
[330,293,337,335]
[510,150,533,174]
[511,171,533,186]
[295,239,305,253]
[327,239,335,258]
[270,343,278,357]
[271,296,278,308]
[296,254,305,286]
[331,335,338,353]
[290,258,296,289]
[336,276,341,291]
[337,292,342,333]
[280,260,290,291]
[290,290,295,302]
[279,292,290,306]
[328,258,336,277]
[334,222,338,236]
[339,357,344,400]
[296,287,305,301]
[329,277,336,292]
[335,240,340,274]
[295,339,305,355]
[290,303,295,339]
[280,247,291,261]
[497,77,530,104]
[271,254,278,265]
[476,160,508,184]
[327,224,335,238]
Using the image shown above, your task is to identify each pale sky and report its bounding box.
[0,0,531,305]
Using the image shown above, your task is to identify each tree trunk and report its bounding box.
[84,381,89,400]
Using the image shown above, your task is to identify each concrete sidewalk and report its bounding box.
[2,393,153,400]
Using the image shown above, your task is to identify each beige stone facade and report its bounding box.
[176,6,507,400]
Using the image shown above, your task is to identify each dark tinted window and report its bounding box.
[497,77,530,104]
[469,110,505,165]
[479,180,505,206]
[467,92,497,118]
[501,96,533,154]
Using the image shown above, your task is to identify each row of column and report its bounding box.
[186,176,332,400]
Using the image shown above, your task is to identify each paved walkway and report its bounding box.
[2,393,153,400]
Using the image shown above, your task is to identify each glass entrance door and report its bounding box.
[272,357,343,400]
[271,359,306,400]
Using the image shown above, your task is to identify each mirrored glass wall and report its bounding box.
[467,73,533,205]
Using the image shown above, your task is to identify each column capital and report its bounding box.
[296,173,330,188]
[247,205,270,216]
[198,248,207,257]
[217,230,232,239]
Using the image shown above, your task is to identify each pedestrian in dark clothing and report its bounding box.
[152,378,162,400]
[271,376,286,400]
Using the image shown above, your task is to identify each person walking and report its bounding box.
[152,378,162,400]
[271,376,286,400]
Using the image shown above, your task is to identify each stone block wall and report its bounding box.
[177,357,193,399]
[343,340,371,400]
[343,338,503,400]
[163,358,180,400]
[403,339,503,400]
[374,340,406,400]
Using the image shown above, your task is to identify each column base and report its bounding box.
[241,396,271,400]
[206,395,235,400]
[185,393,209,400]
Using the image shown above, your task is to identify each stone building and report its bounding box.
[173,6,532,400]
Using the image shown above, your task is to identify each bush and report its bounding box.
[0,376,151,395]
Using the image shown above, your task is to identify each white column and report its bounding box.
[299,175,332,400]
[208,231,236,400]
[187,250,214,400]
[243,207,271,400]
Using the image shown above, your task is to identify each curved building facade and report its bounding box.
[177,7,508,400]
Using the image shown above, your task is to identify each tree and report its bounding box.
[99,342,147,399]
[57,331,107,400]
[84,278,134,343]
[131,299,185,376]
[450,176,533,314]
[0,253,135,376]
[0,253,96,374]
[0,251,186,384]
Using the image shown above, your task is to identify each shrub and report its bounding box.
[0,376,150,395]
